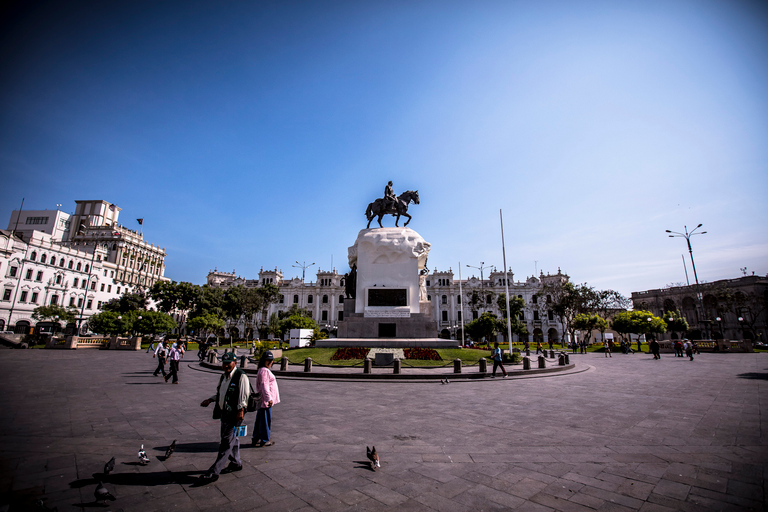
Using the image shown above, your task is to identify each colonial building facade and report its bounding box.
[631,274,767,342]
[1,200,169,334]
[207,266,571,343]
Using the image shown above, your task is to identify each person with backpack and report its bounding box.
[198,352,250,482]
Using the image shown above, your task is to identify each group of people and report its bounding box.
[197,349,281,483]
[152,338,185,383]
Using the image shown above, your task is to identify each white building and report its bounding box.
[206,266,571,343]
[1,200,170,334]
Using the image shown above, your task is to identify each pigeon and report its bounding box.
[138,444,149,465]
[94,481,116,503]
[440,379,446,385]
[165,440,177,460]
[35,499,58,511]
[103,456,115,475]
[366,446,380,471]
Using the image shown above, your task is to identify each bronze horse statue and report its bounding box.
[365,190,420,228]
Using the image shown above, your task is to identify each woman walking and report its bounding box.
[490,342,507,378]
[252,351,280,447]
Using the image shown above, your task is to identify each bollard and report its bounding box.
[523,356,531,370]
[538,355,546,368]
[240,355,248,368]
[280,356,288,372]
[564,353,570,364]
[558,354,565,366]
[525,349,531,357]
[393,358,401,374]
[549,349,555,358]
[454,358,462,374]
[479,357,487,373]
[304,357,313,373]
[364,358,372,374]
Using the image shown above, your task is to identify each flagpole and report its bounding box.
[458,262,465,346]
[500,210,513,354]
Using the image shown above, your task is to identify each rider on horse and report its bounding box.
[384,181,398,212]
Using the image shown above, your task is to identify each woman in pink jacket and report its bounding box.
[252,351,280,447]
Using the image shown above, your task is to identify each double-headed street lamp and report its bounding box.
[293,261,315,283]
[666,224,708,339]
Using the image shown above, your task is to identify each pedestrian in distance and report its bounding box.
[604,339,611,357]
[251,351,280,447]
[198,338,208,362]
[153,339,168,378]
[683,339,694,361]
[199,352,250,482]
[650,338,660,359]
[490,342,507,378]
[165,340,184,384]
[536,341,542,354]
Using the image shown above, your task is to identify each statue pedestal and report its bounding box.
[336,228,441,341]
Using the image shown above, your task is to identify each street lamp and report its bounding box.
[293,261,315,283]
[715,317,723,339]
[666,224,708,338]
[466,262,489,309]
[738,316,744,340]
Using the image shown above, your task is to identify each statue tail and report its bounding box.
[365,202,373,220]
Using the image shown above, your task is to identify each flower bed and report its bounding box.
[331,347,370,360]
[404,348,442,361]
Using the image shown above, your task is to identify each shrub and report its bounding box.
[404,348,442,360]
[331,347,370,360]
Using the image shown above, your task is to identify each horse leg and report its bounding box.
[403,213,411,226]
[367,216,373,229]
[377,214,384,228]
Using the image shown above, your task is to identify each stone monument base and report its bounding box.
[316,337,458,348]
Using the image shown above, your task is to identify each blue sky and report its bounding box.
[1,0,766,297]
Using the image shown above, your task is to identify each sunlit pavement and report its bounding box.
[0,349,766,511]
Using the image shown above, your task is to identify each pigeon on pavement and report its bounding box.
[366,446,380,471]
[138,444,149,465]
[94,481,116,504]
[165,440,177,460]
[103,456,115,475]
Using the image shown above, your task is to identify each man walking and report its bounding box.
[490,342,507,378]
[152,339,168,378]
[199,352,250,482]
[165,340,184,384]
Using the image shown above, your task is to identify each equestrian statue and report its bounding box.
[365,181,420,228]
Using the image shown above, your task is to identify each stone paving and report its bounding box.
[0,349,766,511]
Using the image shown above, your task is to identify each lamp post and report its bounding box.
[738,316,744,340]
[647,317,652,343]
[466,262,489,312]
[293,261,315,283]
[715,317,723,339]
[666,224,708,338]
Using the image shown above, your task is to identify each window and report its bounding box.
[76,262,81,271]
[36,271,43,281]
[100,284,105,292]
[3,289,12,301]
[441,295,447,304]
[69,297,75,307]
[31,292,38,303]
[30,251,37,261]
[321,310,328,321]
[50,295,58,305]
[473,311,479,320]
[546,295,552,303]
[322,295,328,304]
[279,294,284,304]
[84,264,89,273]
[56,275,62,284]
[442,311,448,322]
[107,285,111,292]
[519,312,525,320]
[548,310,554,321]
[428,295,431,301]
[293,295,299,304]
[87,299,92,309]
[20,291,28,302]
[77,298,83,307]
[426,280,430,287]
[110,271,114,278]
[457,311,462,321]
[457,295,461,304]
[534,311,539,320]
[308,295,313,304]
[338,311,344,321]
[90,281,95,290]
[26,269,32,280]
[486,294,492,304]
[59,259,65,267]
[532,295,538,304]
[97,301,102,309]
[40,254,46,264]
[117,287,121,294]
[104,270,107,277]
[25,216,49,225]
[82,280,86,289]
[9,266,17,277]
[73,278,79,288]
[339,295,344,304]
[68,261,73,269]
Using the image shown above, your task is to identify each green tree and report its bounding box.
[187,313,225,342]
[572,313,608,346]
[223,285,246,339]
[464,312,500,344]
[31,304,77,325]
[254,284,281,338]
[661,309,689,338]
[101,293,148,313]
[193,285,225,318]
[541,281,598,345]
[495,293,528,343]
[611,310,667,342]
[86,311,135,335]
[148,280,178,313]
[276,314,318,339]
[134,310,178,336]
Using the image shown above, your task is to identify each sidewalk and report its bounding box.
[0,350,766,511]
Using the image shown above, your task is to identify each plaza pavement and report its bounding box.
[0,349,766,511]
